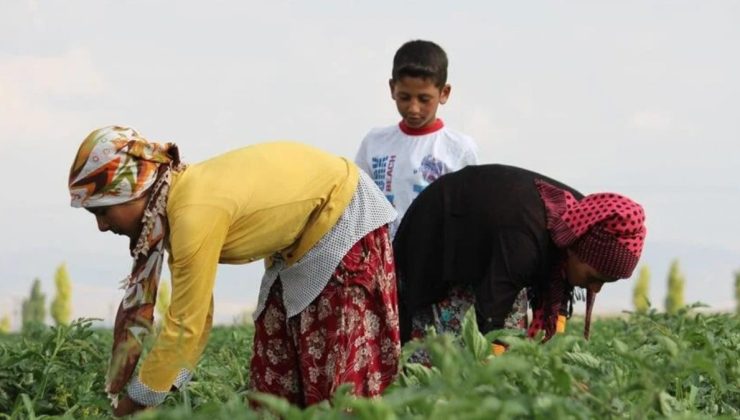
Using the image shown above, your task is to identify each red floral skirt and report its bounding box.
[249,226,400,407]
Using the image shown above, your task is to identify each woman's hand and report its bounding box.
[113,394,146,417]
[491,343,507,356]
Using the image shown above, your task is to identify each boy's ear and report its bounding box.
[388,78,396,99]
[439,84,451,105]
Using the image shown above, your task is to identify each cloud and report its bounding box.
[630,110,673,131]
[463,107,521,159]
[0,48,104,96]
[24,0,42,26]
[0,48,107,142]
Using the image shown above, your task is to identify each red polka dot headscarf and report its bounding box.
[536,180,646,279]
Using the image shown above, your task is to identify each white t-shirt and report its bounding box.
[355,119,479,238]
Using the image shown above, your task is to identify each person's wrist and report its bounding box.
[112,394,145,417]
[491,342,507,356]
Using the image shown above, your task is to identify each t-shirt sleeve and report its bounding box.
[473,228,539,334]
[354,134,373,176]
[130,206,229,405]
[463,136,480,166]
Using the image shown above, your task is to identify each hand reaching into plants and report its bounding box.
[112,394,145,417]
[491,343,506,356]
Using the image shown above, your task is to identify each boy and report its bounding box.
[355,39,479,238]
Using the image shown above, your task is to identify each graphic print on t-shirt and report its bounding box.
[356,123,478,240]
[371,155,396,205]
[413,154,451,193]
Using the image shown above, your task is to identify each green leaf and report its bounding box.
[563,352,601,370]
[461,308,490,361]
[402,363,438,387]
[613,339,629,354]
[655,335,679,357]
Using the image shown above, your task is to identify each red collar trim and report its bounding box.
[398,118,444,136]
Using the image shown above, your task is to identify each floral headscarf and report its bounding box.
[528,180,646,341]
[68,126,184,403]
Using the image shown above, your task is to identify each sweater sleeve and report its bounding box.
[129,206,229,406]
[473,229,539,334]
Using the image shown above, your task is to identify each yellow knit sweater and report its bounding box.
[137,141,358,391]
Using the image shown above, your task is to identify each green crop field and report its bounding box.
[1,307,738,419]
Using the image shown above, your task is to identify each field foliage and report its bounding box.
[1,306,738,419]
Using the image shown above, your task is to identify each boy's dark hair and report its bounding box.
[391,40,448,89]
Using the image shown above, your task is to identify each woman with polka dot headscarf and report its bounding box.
[392,164,646,355]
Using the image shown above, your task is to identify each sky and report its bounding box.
[1,1,739,329]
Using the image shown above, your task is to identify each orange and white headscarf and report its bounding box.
[69,126,176,208]
[68,126,185,404]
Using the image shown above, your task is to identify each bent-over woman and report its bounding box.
[393,164,646,350]
[68,126,401,415]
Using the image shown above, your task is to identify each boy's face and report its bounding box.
[389,76,450,130]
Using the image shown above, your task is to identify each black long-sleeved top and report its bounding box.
[393,164,583,342]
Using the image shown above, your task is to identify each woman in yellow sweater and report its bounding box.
[68,126,400,415]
